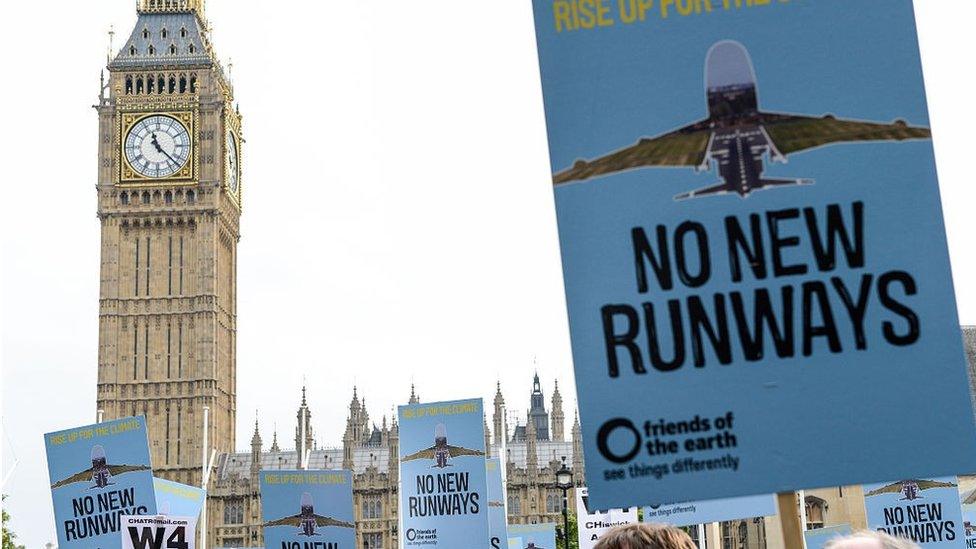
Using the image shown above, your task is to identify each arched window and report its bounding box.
[120,192,130,205]
[129,45,136,56]
[362,500,368,518]
[161,28,168,39]
[169,44,177,55]
[546,495,553,513]
[164,191,173,204]
[141,191,150,205]
[142,28,149,40]
[168,76,176,94]
[188,43,196,54]
[180,27,187,38]
[376,501,382,517]
[136,77,144,94]
[186,190,195,203]
[152,191,162,204]
[179,75,187,93]
[190,75,197,93]
[147,76,154,94]
[157,76,165,94]
[125,76,133,94]
[148,45,155,56]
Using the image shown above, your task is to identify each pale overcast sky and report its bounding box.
[2,1,975,547]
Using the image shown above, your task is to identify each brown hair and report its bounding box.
[593,523,698,549]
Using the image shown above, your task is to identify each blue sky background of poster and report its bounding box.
[641,494,775,527]
[153,478,205,519]
[398,398,489,548]
[531,0,976,509]
[488,457,509,548]
[510,523,557,549]
[259,469,355,549]
[864,477,964,548]
[44,416,156,549]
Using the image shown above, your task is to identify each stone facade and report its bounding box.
[206,378,585,548]
[96,0,243,488]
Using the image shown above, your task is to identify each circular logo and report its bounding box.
[596,418,642,464]
[406,529,417,541]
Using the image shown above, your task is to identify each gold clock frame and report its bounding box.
[118,111,198,185]
[224,109,243,208]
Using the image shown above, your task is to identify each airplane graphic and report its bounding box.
[553,40,931,199]
[401,423,485,468]
[263,492,355,536]
[50,445,150,490]
[865,479,957,501]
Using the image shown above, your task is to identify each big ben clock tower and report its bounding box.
[95,0,242,487]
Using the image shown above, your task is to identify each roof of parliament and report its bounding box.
[110,0,214,70]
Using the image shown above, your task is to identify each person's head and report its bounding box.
[823,531,920,549]
[593,523,697,549]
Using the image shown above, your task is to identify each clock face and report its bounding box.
[226,132,239,193]
[124,115,192,178]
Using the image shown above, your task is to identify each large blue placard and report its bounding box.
[153,477,206,520]
[398,398,489,549]
[864,477,965,547]
[44,416,156,549]
[641,493,775,527]
[529,0,976,509]
[259,470,355,549]
[487,457,509,549]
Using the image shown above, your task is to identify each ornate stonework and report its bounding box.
[96,0,242,489]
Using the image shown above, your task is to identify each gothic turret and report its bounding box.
[551,381,565,442]
[571,410,585,485]
[295,387,313,465]
[525,412,538,484]
[409,384,420,405]
[484,415,492,458]
[250,415,262,483]
[528,373,550,441]
[493,381,507,446]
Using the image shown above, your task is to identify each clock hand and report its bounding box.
[150,133,181,165]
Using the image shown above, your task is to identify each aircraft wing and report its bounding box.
[106,464,151,476]
[263,514,303,527]
[446,445,485,458]
[915,479,957,491]
[50,468,95,489]
[864,482,905,497]
[553,121,712,185]
[762,114,930,156]
[401,446,437,462]
[312,514,355,529]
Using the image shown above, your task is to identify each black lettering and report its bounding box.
[643,300,685,372]
[878,271,920,346]
[632,226,672,293]
[767,208,808,277]
[687,294,732,367]
[601,305,645,378]
[802,281,841,356]
[674,221,710,287]
[725,213,766,282]
[831,275,873,350]
[805,202,864,271]
[729,286,794,360]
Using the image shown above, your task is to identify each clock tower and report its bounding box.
[95,0,242,487]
